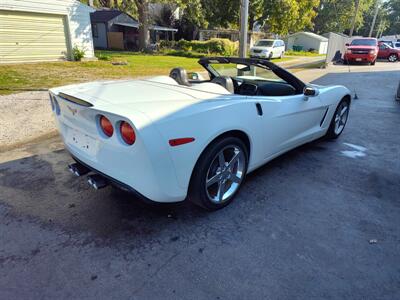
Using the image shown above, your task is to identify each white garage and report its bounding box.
[0,0,95,63]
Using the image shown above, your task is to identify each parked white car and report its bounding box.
[49,57,351,210]
[250,39,285,59]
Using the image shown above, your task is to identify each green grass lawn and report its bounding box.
[285,50,327,57]
[0,52,202,95]
[0,51,295,95]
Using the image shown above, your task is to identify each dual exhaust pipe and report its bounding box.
[68,163,108,190]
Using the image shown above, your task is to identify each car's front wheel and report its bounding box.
[388,54,398,62]
[188,136,248,210]
[326,98,350,139]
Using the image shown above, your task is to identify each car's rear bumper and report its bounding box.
[50,94,187,203]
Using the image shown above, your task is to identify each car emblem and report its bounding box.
[67,105,78,116]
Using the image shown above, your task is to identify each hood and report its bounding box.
[347,45,377,50]
[251,46,273,52]
[50,79,233,124]
[51,80,198,106]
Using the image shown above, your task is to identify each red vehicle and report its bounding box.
[344,38,378,65]
[378,42,400,62]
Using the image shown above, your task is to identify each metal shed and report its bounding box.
[287,32,328,54]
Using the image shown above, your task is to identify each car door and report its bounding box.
[378,44,389,58]
[250,92,327,159]
[272,41,280,58]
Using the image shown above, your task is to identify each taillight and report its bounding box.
[120,121,135,145]
[100,115,113,137]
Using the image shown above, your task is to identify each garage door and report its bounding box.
[0,10,69,63]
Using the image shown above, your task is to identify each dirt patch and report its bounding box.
[0,91,57,152]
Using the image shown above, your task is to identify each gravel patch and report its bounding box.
[0,91,57,151]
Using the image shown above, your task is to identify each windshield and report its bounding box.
[350,39,377,46]
[255,40,274,47]
[209,63,285,82]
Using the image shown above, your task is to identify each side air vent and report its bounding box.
[255,103,263,116]
[320,107,329,126]
[58,92,93,107]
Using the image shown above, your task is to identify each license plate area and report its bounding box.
[66,127,99,156]
[355,58,362,61]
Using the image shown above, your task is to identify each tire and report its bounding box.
[388,54,398,62]
[326,98,350,139]
[188,136,248,211]
[279,51,284,59]
[370,59,376,65]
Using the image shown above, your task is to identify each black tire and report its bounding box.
[279,51,284,59]
[188,136,248,211]
[370,59,376,65]
[326,98,350,139]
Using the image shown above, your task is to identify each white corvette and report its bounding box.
[49,57,351,210]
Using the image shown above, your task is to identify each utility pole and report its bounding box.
[349,0,361,37]
[369,0,380,37]
[239,0,249,58]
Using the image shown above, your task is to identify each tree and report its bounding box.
[381,0,400,35]
[178,0,208,40]
[314,0,375,35]
[254,0,319,35]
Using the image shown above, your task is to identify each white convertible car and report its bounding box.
[49,57,351,210]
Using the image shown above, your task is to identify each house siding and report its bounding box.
[0,0,95,60]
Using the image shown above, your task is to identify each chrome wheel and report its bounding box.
[334,101,349,135]
[205,145,246,204]
[388,54,398,62]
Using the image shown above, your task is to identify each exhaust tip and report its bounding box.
[87,174,108,190]
[68,163,90,177]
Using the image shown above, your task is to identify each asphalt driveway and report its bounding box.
[0,63,399,299]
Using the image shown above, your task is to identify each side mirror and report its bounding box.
[345,43,350,47]
[303,86,317,97]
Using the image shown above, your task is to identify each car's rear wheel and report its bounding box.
[279,51,284,59]
[388,54,398,62]
[326,98,350,139]
[188,137,248,211]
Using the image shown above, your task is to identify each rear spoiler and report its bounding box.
[58,92,93,107]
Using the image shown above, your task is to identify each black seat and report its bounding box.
[211,76,235,93]
[169,68,191,86]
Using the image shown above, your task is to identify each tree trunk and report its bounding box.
[114,0,118,8]
[137,1,150,51]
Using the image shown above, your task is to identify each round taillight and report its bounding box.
[100,115,113,137]
[120,121,135,145]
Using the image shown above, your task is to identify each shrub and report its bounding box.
[96,53,111,61]
[159,40,176,49]
[176,38,238,56]
[72,45,86,61]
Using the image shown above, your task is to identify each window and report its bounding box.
[209,63,285,83]
[350,39,377,46]
[255,40,274,47]
[92,23,98,38]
